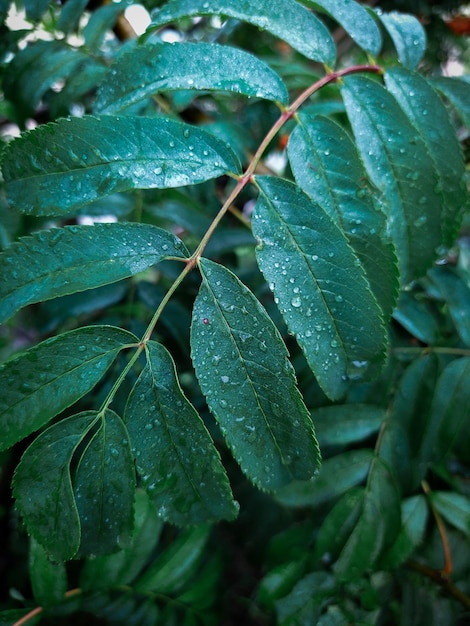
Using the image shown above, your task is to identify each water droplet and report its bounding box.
[291,296,302,308]
[221,375,230,383]
[183,128,190,138]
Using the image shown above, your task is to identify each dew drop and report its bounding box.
[291,296,302,308]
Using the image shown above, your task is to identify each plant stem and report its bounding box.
[393,346,470,357]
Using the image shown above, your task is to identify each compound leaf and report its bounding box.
[0,325,137,451]
[304,0,382,57]
[191,258,320,491]
[125,340,238,525]
[3,115,241,215]
[149,0,336,66]
[13,412,98,561]
[253,176,386,400]
[342,75,443,283]
[74,409,136,558]
[0,223,189,324]
[377,10,426,68]
[95,42,288,113]
[288,113,399,320]
[385,67,467,246]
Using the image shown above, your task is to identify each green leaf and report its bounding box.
[393,290,440,344]
[0,223,188,324]
[428,266,470,347]
[191,258,320,491]
[3,115,241,215]
[333,456,401,580]
[80,489,163,591]
[23,0,50,21]
[149,0,336,66]
[313,404,385,448]
[94,42,288,113]
[29,537,67,606]
[342,75,443,283]
[432,76,470,129]
[13,412,97,561]
[431,492,470,537]
[2,41,88,121]
[0,325,137,451]
[304,0,382,57]
[431,357,470,460]
[384,68,467,246]
[379,495,428,569]
[288,113,399,321]
[125,340,238,525]
[377,10,426,69]
[58,0,88,33]
[275,449,373,508]
[274,572,335,625]
[135,525,211,594]
[74,409,136,558]
[253,176,387,400]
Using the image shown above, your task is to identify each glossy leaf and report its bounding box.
[125,341,238,525]
[385,67,467,245]
[342,75,443,283]
[135,525,211,594]
[80,489,163,591]
[191,258,320,491]
[275,449,373,508]
[13,412,98,561]
[74,410,136,558]
[379,495,428,569]
[94,42,288,113]
[0,325,137,451]
[432,76,470,129]
[288,113,399,320]
[333,456,401,580]
[428,266,470,346]
[0,223,188,324]
[253,176,387,400]
[377,10,426,68]
[149,0,336,65]
[3,115,241,215]
[304,0,382,57]
[29,537,67,606]
[393,290,440,344]
[313,404,385,448]
[431,492,470,537]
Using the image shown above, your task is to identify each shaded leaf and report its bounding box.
[13,412,97,561]
[428,266,470,346]
[342,75,443,283]
[313,404,385,448]
[274,572,335,625]
[23,0,50,21]
[135,525,211,594]
[393,290,440,344]
[377,10,426,68]
[275,449,373,508]
[288,113,399,320]
[304,0,382,57]
[149,0,336,65]
[385,67,467,246]
[3,115,241,215]
[74,410,136,558]
[0,223,188,324]
[95,42,288,113]
[253,176,387,400]
[432,76,470,129]
[29,537,67,606]
[431,492,470,537]
[80,489,163,591]
[125,341,238,525]
[83,2,127,50]
[58,0,88,33]
[0,325,137,451]
[191,258,320,491]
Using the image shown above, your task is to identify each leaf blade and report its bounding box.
[191,258,320,491]
[0,325,137,451]
[95,42,288,113]
[149,0,336,65]
[125,340,238,525]
[253,176,387,400]
[3,115,241,215]
[377,10,426,68]
[0,223,188,324]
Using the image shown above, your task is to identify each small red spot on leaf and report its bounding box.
[203,318,209,325]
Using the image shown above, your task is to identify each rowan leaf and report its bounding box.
[2,115,241,215]
[125,340,238,525]
[94,42,288,113]
[0,326,138,451]
[0,223,188,324]
[432,76,470,129]
[191,258,320,491]
[149,0,336,66]
[377,10,426,68]
[253,176,387,400]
